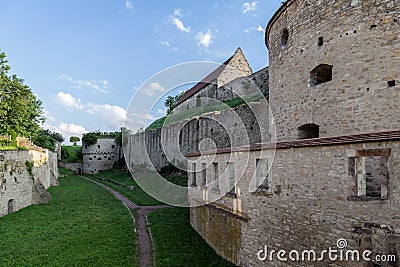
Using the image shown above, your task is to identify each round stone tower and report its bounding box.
[82,137,119,174]
[266,0,400,142]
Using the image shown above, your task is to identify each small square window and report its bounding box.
[388,80,396,87]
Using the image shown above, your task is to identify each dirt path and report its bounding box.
[79,176,170,267]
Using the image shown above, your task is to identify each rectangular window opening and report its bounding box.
[318,36,324,46]
[227,162,236,197]
[201,163,207,189]
[212,163,220,193]
[348,149,390,201]
[388,80,396,87]
[191,163,197,187]
[256,159,269,191]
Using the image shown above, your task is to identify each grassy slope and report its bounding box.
[61,145,82,163]
[0,176,136,267]
[86,168,163,206]
[146,94,266,131]
[147,208,236,267]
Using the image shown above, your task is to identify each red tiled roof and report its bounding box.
[175,55,234,107]
[187,130,400,157]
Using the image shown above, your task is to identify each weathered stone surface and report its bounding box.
[82,138,122,174]
[266,0,400,142]
[0,149,57,217]
[189,140,400,266]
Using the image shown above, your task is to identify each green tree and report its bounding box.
[0,51,44,137]
[82,132,98,146]
[32,129,64,151]
[70,136,80,146]
[165,91,185,114]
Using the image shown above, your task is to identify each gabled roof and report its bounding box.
[174,53,235,107]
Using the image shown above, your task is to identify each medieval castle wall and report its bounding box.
[186,0,400,266]
[82,138,121,174]
[0,149,58,217]
[189,137,400,266]
[125,100,269,171]
[172,67,269,114]
[266,0,400,142]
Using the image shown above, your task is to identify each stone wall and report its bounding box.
[125,101,269,171]
[0,149,58,217]
[172,67,269,114]
[266,0,400,142]
[189,138,400,266]
[82,138,120,174]
[58,161,83,174]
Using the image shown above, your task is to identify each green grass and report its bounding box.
[147,208,236,267]
[0,176,136,266]
[85,168,163,206]
[61,145,82,163]
[58,167,74,176]
[146,93,267,131]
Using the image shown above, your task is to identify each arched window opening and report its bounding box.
[298,124,320,139]
[281,29,289,49]
[310,64,333,87]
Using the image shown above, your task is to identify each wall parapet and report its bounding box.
[188,129,400,156]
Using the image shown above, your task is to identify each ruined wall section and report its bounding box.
[172,67,269,114]
[126,101,269,171]
[82,138,119,174]
[0,149,57,217]
[266,0,400,142]
[189,140,400,266]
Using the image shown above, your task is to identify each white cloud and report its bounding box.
[54,92,84,110]
[161,41,170,47]
[125,0,133,10]
[143,82,165,96]
[59,74,109,93]
[244,25,265,33]
[173,8,183,17]
[86,103,126,129]
[196,29,214,49]
[45,122,87,143]
[54,91,127,130]
[242,1,258,13]
[170,17,190,33]
[169,9,190,33]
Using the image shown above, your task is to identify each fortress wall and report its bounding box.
[82,138,118,174]
[0,149,57,217]
[172,68,269,114]
[0,151,33,217]
[189,139,400,266]
[266,0,400,142]
[126,101,268,171]
[48,151,59,186]
[58,161,82,174]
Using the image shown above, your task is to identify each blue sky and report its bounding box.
[1,0,282,143]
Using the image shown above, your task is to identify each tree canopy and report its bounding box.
[82,132,98,146]
[0,51,44,137]
[70,136,80,146]
[164,91,185,115]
